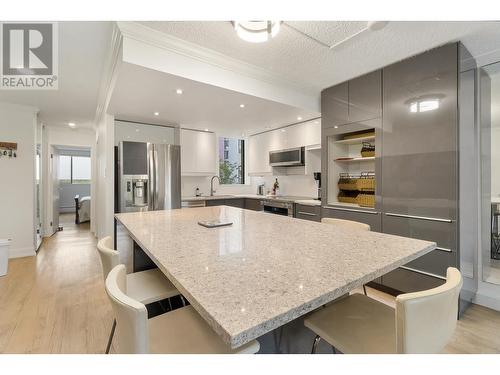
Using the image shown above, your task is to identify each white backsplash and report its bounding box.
[181,174,318,198]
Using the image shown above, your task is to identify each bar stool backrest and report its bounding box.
[105,264,149,354]
[395,267,462,353]
[97,236,120,279]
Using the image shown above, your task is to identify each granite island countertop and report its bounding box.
[115,206,435,349]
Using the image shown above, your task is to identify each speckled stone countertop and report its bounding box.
[115,207,435,349]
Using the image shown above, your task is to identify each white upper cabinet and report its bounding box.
[248,131,272,176]
[247,119,321,176]
[180,129,217,176]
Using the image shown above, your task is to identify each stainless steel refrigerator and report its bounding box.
[117,141,181,213]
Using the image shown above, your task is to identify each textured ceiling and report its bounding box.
[139,21,500,91]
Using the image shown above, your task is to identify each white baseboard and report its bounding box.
[9,246,36,259]
[474,293,500,312]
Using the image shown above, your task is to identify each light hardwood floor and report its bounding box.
[1,214,499,353]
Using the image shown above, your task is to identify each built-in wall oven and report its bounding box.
[261,199,294,217]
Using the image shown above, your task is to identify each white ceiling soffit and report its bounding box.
[137,21,500,91]
[107,62,319,137]
[0,21,114,129]
[117,22,320,113]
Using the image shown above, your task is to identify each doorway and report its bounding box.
[52,146,92,232]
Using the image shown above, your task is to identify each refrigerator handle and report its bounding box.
[154,146,159,210]
[148,144,155,211]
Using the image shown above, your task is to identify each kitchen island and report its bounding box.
[115,206,435,350]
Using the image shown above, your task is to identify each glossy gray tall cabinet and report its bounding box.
[321,42,478,299]
[380,44,459,291]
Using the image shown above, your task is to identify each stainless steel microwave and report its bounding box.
[269,147,305,167]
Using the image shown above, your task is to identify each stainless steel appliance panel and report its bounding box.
[269,147,305,167]
[153,144,181,210]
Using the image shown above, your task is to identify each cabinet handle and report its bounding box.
[297,211,317,216]
[399,266,447,280]
[323,206,379,215]
[384,212,453,223]
[436,247,453,253]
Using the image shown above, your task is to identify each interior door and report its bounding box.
[35,145,42,248]
[51,146,60,233]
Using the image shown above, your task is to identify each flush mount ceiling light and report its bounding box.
[176,89,183,95]
[233,21,281,43]
[154,112,159,116]
[240,104,245,108]
[68,122,76,128]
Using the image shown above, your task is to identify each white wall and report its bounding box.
[0,103,38,258]
[42,125,97,235]
[95,114,115,239]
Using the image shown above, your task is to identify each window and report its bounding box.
[58,155,91,184]
[218,137,245,184]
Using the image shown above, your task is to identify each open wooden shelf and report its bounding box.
[334,156,375,163]
[333,135,375,145]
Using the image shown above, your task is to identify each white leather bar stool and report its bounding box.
[321,217,371,294]
[97,236,181,353]
[304,267,462,354]
[105,264,260,354]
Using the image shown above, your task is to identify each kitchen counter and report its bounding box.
[115,206,435,349]
[182,194,317,203]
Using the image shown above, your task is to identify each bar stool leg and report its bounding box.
[105,319,116,354]
[363,284,367,296]
[180,295,186,307]
[311,335,321,354]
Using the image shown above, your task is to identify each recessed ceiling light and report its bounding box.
[297,116,303,121]
[334,125,339,129]
[154,112,159,116]
[204,128,209,132]
[176,89,183,95]
[240,104,245,108]
[314,121,319,124]
[68,122,76,128]
[281,129,286,132]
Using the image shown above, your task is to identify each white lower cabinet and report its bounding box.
[180,129,217,176]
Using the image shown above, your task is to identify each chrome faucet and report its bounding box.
[210,175,220,196]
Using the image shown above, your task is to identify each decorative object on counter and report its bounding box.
[198,220,233,228]
[272,178,280,196]
[361,142,375,157]
[257,183,265,196]
[0,142,17,158]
